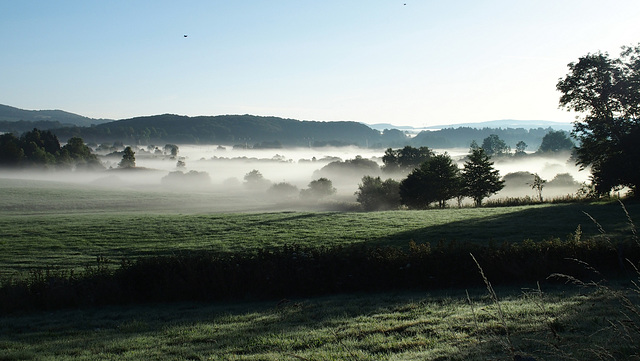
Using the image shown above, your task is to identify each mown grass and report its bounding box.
[1,178,637,279]
[0,286,629,361]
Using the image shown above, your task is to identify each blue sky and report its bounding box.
[1,1,639,127]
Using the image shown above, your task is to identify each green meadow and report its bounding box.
[1,177,639,360]
[1,178,636,278]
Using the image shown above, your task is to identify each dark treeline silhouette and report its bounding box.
[0,128,102,169]
[2,236,636,312]
[0,107,570,149]
[49,114,384,147]
[411,126,559,149]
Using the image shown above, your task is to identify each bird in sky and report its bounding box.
[184,34,188,38]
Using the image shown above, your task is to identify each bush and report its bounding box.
[355,176,401,211]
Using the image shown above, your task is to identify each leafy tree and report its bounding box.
[382,146,433,173]
[481,134,510,156]
[300,178,336,199]
[515,141,528,156]
[164,144,179,158]
[547,173,579,188]
[355,176,401,211]
[462,147,504,206]
[399,153,461,209]
[267,182,299,199]
[118,146,136,168]
[557,44,640,196]
[538,130,574,153]
[60,137,103,170]
[243,169,271,189]
[161,170,211,187]
[315,156,380,179]
[528,173,547,202]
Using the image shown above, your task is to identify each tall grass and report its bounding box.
[467,200,640,360]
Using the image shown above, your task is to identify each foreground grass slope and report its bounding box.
[2,177,640,360]
[0,286,633,361]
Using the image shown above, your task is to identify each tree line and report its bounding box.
[0,129,102,170]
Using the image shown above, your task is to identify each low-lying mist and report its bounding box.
[1,145,590,212]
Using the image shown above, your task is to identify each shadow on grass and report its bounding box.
[375,202,640,246]
[0,285,625,361]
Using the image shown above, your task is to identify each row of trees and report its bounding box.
[243,169,337,200]
[380,130,574,176]
[357,146,504,210]
[0,129,102,169]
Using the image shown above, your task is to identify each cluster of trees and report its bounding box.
[356,146,504,210]
[0,128,102,170]
[242,169,337,200]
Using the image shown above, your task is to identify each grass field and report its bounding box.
[1,285,634,360]
[1,177,640,360]
[1,178,637,278]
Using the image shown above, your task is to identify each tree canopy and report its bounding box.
[0,128,101,169]
[557,44,640,196]
[399,154,460,209]
[118,146,136,168]
[382,146,433,173]
[481,134,510,156]
[355,176,401,211]
[300,178,336,199]
[538,130,574,153]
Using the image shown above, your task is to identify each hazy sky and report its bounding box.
[2,1,639,127]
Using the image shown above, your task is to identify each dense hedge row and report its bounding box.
[1,237,638,312]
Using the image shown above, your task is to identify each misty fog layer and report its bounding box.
[0,145,589,212]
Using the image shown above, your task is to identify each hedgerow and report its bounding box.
[1,233,637,312]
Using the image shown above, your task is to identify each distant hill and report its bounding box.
[0,104,570,150]
[426,119,574,132]
[0,104,112,127]
[51,114,385,147]
[366,123,421,131]
[367,119,574,132]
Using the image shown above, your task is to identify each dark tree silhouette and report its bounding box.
[481,134,509,156]
[538,130,574,153]
[462,147,504,206]
[355,176,401,211]
[399,153,460,209]
[118,146,136,168]
[557,44,640,196]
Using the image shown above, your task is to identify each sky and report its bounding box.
[1,1,639,128]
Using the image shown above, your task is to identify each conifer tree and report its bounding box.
[462,148,504,207]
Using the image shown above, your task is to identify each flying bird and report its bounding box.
[184,34,188,38]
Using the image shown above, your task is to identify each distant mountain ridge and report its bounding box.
[0,104,567,149]
[368,119,574,132]
[0,104,112,127]
[52,113,384,147]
